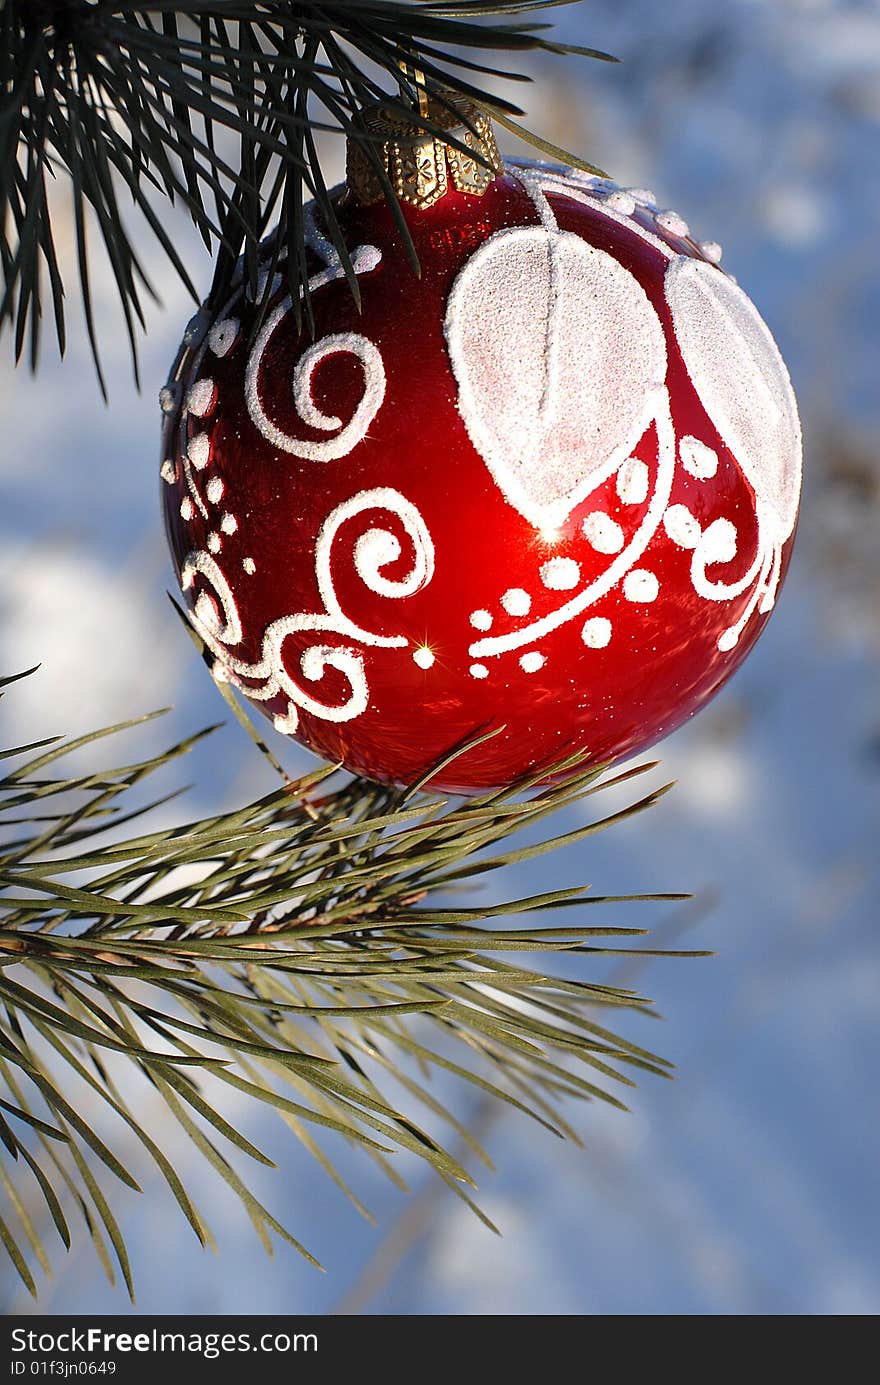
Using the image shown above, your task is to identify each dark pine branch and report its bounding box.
[0,1,616,394]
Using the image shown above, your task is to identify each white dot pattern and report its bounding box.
[664,504,701,549]
[616,457,649,505]
[520,651,545,673]
[540,557,580,591]
[208,318,239,357]
[582,617,612,649]
[680,436,719,480]
[702,518,738,564]
[501,588,531,616]
[623,569,659,603]
[583,512,624,554]
[195,592,219,632]
[607,191,636,216]
[656,210,690,238]
[186,379,216,417]
[188,434,211,470]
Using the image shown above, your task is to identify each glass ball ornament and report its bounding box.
[161,102,801,792]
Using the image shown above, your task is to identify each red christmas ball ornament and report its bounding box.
[160,98,801,792]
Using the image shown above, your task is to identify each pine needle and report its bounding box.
[0,665,693,1296]
[0,1,614,388]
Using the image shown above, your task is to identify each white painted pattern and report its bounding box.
[680,435,718,480]
[208,318,239,357]
[167,218,381,564]
[656,210,690,238]
[666,254,801,644]
[445,216,668,531]
[159,384,179,414]
[515,166,675,261]
[246,327,385,462]
[172,218,402,730]
[623,569,659,603]
[540,557,580,591]
[273,706,299,733]
[447,160,682,665]
[582,618,612,649]
[195,593,220,634]
[468,395,678,660]
[188,434,211,471]
[663,504,701,549]
[616,457,649,506]
[520,651,545,673]
[170,162,801,732]
[181,551,243,645]
[244,242,384,463]
[186,379,216,417]
[607,191,637,216]
[665,257,801,544]
[183,487,434,728]
[450,161,801,658]
[501,588,531,617]
[583,512,625,554]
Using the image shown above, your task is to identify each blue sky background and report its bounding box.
[1,0,878,1315]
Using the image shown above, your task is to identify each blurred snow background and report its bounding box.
[1,0,878,1316]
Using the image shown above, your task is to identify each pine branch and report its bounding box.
[1,1,617,393]
[0,665,700,1301]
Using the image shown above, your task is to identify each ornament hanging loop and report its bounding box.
[398,59,430,120]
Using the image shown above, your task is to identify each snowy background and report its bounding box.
[2,0,878,1315]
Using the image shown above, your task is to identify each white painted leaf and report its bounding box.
[664,256,802,542]
[445,227,668,530]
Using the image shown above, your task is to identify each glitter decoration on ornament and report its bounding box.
[444,160,801,662]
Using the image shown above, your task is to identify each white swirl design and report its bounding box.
[245,320,386,461]
[181,551,242,645]
[183,488,434,727]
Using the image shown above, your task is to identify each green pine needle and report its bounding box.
[0,665,699,1299]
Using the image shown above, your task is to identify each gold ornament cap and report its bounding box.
[346,92,503,210]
